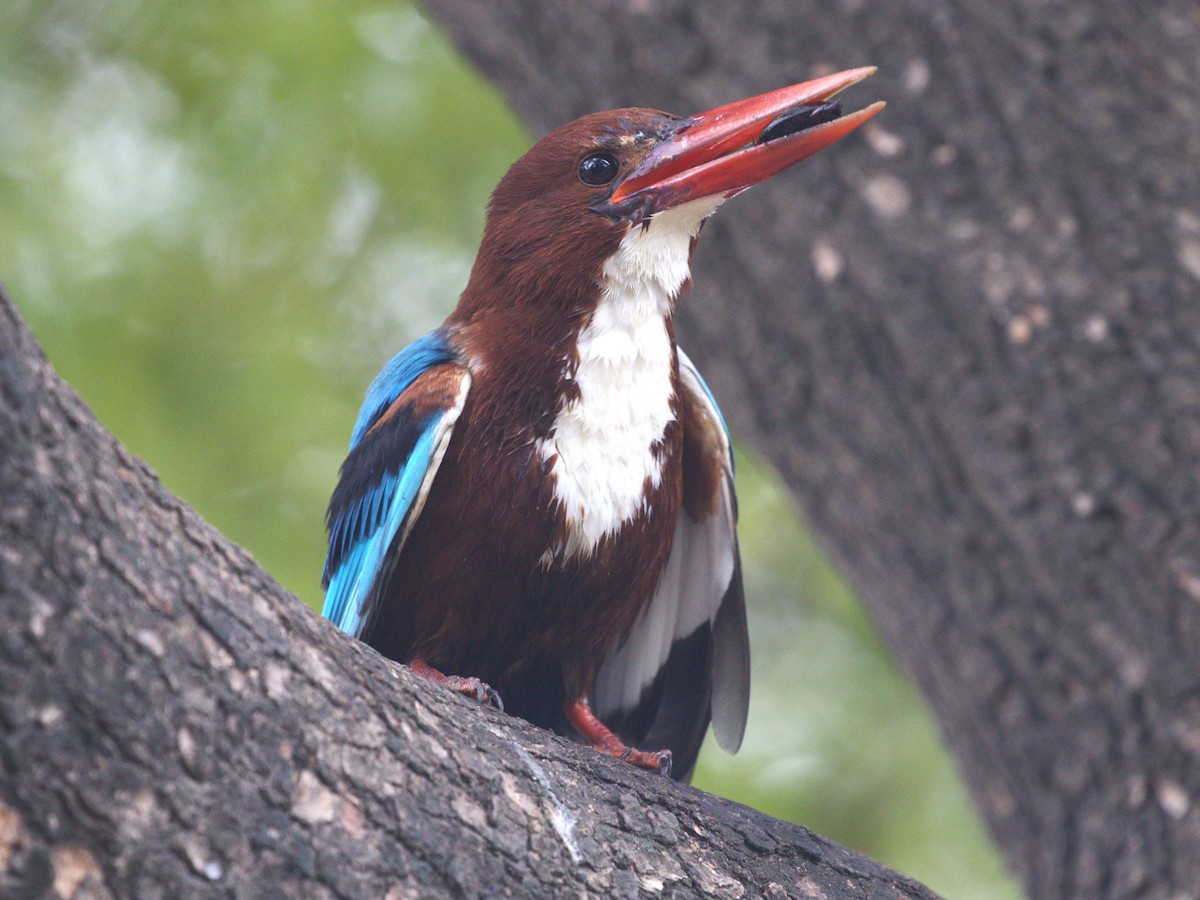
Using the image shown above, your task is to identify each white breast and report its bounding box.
[538,196,724,563]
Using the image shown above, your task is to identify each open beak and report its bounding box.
[609,67,884,215]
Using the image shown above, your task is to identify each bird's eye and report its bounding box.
[578,152,619,186]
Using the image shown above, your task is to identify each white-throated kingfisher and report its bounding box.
[322,68,882,781]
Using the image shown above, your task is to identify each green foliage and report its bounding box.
[0,3,1017,896]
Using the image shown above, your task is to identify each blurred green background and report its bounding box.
[0,2,1018,896]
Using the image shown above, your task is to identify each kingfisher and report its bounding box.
[322,68,882,781]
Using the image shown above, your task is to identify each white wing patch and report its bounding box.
[538,197,723,563]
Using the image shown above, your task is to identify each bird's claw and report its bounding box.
[635,748,673,778]
[654,750,673,779]
[408,658,504,711]
[563,699,672,778]
[613,746,672,777]
[443,675,504,711]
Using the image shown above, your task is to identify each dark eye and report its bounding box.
[578,152,619,186]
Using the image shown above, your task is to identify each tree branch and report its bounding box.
[0,290,930,897]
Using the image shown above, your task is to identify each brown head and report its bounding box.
[452,67,884,327]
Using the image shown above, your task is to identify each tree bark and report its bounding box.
[0,291,931,896]
[421,1,1200,897]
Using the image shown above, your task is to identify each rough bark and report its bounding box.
[421,1,1200,897]
[0,291,930,897]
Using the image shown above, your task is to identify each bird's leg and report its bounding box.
[409,658,504,711]
[564,698,673,778]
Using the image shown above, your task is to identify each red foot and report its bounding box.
[409,658,504,711]
[564,698,673,778]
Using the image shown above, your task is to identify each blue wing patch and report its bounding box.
[322,329,469,638]
[349,330,459,449]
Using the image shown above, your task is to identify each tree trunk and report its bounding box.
[421,1,1200,897]
[0,290,931,896]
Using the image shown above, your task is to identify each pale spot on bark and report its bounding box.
[1177,239,1200,282]
[810,240,844,283]
[135,629,165,657]
[863,123,905,158]
[0,798,29,873]
[452,794,488,831]
[177,726,197,770]
[931,143,958,165]
[1071,492,1095,517]
[1008,205,1035,232]
[264,662,289,699]
[640,874,666,893]
[499,772,539,817]
[293,769,339,824]
[181,834,223,881]
[119,788,159,843]
[862,175,911,220]
[1119,655,1148,689]
[1176,209,1200,234]
[904,58,930,94]
[197,628,234,670]
[1171,708,1200,756]
[228,668,247,692]
[1008,316,1032,345]
[385,883,425,900]
[299,644,336,691]
[29,598,52,639]
[51,844,102,898]
[1083,315,1109,342]
[341,798,367,839]
[1156,779,1189,820]
[686,858,745,897]
[1175,569,1200,603]
[1027,304,1050,328]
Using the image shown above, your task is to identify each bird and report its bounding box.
[322,68,883,781]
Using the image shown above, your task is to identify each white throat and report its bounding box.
[538,196,725,563]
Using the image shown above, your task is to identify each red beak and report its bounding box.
[610,67,884,212]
